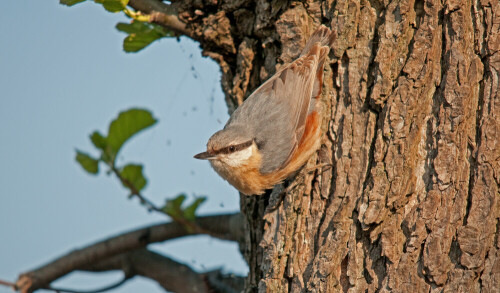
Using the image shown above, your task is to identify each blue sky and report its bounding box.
[0,1,247,292]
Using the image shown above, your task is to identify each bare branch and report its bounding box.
[127,0,192,38]
[15,213,244,293]
[204,270,245,293]
[0,279,15,291]
[84,249,244,293]
[45,276,130,293]
[12,249,244,293]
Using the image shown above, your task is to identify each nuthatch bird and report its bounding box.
[195,25,335,195]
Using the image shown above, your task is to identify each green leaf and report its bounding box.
[95,0,129,13]
[161,195,205,222]
[123,31,162,53]
[183,197,206,221]
[90,131,107,150]
[120,164,147,192]
[75,150,99,174]
[106,108,157,159]
[116,22,150,34]
[116,22,173,53]
[162,194,186,218]
[60,0,86,6]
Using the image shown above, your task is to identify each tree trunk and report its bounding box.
[179,0,499,291]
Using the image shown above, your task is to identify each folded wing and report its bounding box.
[228,48,322,173]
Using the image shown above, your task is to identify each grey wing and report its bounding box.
[227,52,320,173]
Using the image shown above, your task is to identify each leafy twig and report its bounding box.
[109,163,162,213]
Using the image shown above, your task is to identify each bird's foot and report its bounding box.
[266,164,331,212]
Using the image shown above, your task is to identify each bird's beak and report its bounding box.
[194,151,216,160]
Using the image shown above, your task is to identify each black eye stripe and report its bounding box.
[214,140,253,155]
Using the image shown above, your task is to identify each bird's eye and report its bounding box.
[229,146,235,152]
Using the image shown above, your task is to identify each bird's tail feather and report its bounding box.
[300,25,336,56]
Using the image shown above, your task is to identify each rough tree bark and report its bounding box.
[175,0,499,291]
[13,0,498,292]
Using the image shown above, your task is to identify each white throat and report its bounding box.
[220,145,254,167]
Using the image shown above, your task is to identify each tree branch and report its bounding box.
[83,249,244,293]
[127,0,192,38]
[109,164,164,214]
[15,213,244,293]
[45,276,130,293]
[109,164,214,236]
[0,279,15,291]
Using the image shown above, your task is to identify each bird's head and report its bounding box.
[194,126,256,168]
